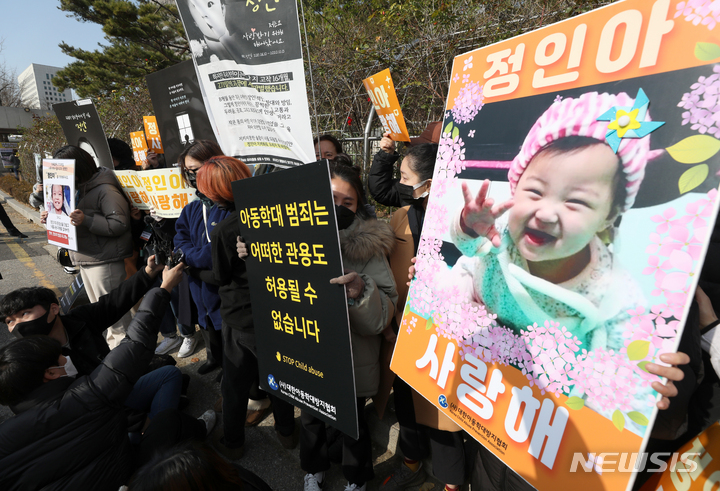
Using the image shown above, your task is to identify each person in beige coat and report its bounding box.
[42,146,133,348]
[301,162,398,491]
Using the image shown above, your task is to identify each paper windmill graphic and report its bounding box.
[596,88,665,153]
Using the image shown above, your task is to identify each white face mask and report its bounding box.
[49,355,79,378]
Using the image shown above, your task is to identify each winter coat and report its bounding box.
[175,200,230,330]
[60,268,157,376]
[0,287,171,491]
[211,210,256,350]
[70,167,134,266]
[340,217,398,398]
[367,149,404,208]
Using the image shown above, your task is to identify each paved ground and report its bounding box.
[0,188,470,490]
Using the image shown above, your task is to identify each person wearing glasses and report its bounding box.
[175,140,227,375]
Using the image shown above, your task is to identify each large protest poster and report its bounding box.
[175,0,315,167]
[115,168,196,219]
[146,60,217,166]
[43,159,77,251]
[390,1,720,490]
[363,69,411,142]
[641,422,720,490]
[232,162,359,438]
[54,100,113,169]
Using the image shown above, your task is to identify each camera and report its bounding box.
[167,249,185,268]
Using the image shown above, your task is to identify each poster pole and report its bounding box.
[298,0,320,142]
[362,105,375,176]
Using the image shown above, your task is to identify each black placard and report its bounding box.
[232,161,359,439]
[54,100,113,169]
[145,60,218,166]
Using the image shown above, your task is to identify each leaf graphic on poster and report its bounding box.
[678,164,709,194]
[666,135,720,164]
[425,319,434,331]
[444,122,454,135]
[452,127,460,140]
[637,361,650,373]
[627,411,649,426]
[695,42,720,61]
[627,340,650,361]
[612,410,625,431]
[565,396,585,410]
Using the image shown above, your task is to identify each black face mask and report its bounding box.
[396,181,429,206]
[185,172,198,189]
[12,307,55,339]
[195,190,214,208]
[335,205,356,230]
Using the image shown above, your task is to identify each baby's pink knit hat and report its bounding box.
[507,92,652,212]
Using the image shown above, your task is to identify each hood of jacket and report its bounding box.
[78,167,123,198]
[339,217,396,264]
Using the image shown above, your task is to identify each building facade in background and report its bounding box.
[18,64,73,110]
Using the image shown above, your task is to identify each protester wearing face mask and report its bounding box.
[199,156,298,459]
[300,162,398,491]
[378,143,467,491]
[0,256,189,436]
[0,263,218,490]
[176,140,226,376]
[367,124,441,208]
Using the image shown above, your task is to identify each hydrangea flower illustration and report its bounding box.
[678,65,720,135]
[436,132,466,179]
[468,130,476,138]
[650,208,678,234]
[463,56,474,71]
[517,321,581,396]
[453,73,460,84]
[675,0,720,30]
[452,81,484,124]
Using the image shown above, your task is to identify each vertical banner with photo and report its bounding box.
[390,1,720,490]
[53,99,113,169]
[143,116,165,154]
[43,159,76,250]
[362,69,411,142]
[115,168,196,218]
[175,0,314,167]
[130,131,149,167]
[146,60,218,166]
[232,162,359,438]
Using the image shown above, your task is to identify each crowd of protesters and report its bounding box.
[0,124,716,491]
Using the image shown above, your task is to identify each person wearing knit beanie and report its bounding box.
[449,91,654,354]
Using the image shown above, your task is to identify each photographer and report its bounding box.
[0,262,217,490]
[143,208,199,358]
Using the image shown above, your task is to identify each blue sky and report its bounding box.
[3,0,107,78]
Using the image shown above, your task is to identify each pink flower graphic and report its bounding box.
[675,0,720,30]
[452,81,484,124]
[650,208,677,234]
[678,65,720,135]
[659,225,704,260]
[660,249,695,293]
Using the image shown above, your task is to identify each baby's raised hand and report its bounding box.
[460,180,513,248]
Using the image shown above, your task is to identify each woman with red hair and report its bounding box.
[200,157,298,459]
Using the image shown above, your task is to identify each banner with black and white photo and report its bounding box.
[54,100,113,169]
[175,0,314,167]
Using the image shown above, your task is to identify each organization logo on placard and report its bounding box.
[268,374,279,390]
[438,395,448,408]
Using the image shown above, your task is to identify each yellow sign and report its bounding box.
[143,116,164,154]
[130,131,148,167]
[362,69,410,142]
